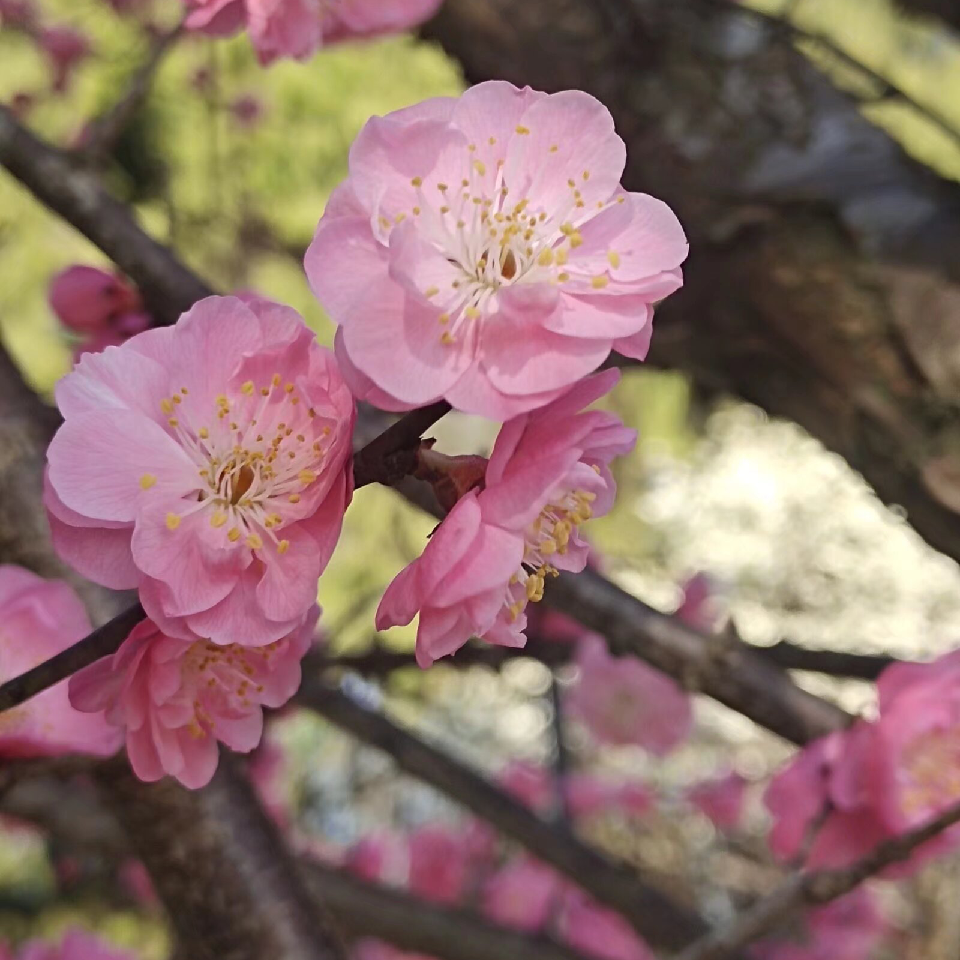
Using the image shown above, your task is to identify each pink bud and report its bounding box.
[48,265,140,334]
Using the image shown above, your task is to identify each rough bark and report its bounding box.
[423,0,960,568]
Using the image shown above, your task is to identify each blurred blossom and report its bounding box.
[49,265,141,335]
[39,26,91,93]
[676,572,727,633]
[685,771,747,832]
[14,929,135,960]
[560,889,654,960]
[482,857,560,932]
[406,825,470,905]
[344,832,404,884]
[0,0,35,29]
[566,634,692,754]
[230,92,265,127]
[0,566,121,758]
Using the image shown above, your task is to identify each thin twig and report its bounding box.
[674,800,960,960]
[80,18,186,163]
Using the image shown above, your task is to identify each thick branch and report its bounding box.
[675,799,960,960]
[297,670,726,954]
[304,863,595,960]
[547,569,851,745]
[96,752,344,960]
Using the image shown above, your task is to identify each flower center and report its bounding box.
[901,726,960,815]
[183,639,280,738]
[503,485,596,624]
[141,374,336,555]
[392,135,626,347]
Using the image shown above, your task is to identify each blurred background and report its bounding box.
[4,0,960,957]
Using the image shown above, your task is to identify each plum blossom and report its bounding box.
[69,607,317,788]
[376,370,635,666]
[184,0,442,65]
[482,857,560,932]
[764,651,960,875]
[752,889,889,960]
[0,566,121,759]
[307,81,687,420]
[560,890,654,960]
[406,825,470,905]
[38,27,90,93]
[685,771,747,832]
[566,635,692,755]
[45,295,355,647]
[15,929,135,960]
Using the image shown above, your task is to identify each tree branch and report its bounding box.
[296,668,728,954]
[674,799,960,960]
[303,862,596,960]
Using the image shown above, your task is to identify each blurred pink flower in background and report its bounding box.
[686,771,747,832]
[377,370,634,666]
[38,27,90,92]
[69,606,317,788]
[0,566,121,759]
[0,0,37,29]
[566,634,692,755]
[560,890,654,960]
[48,266,141,335]
[482,857,560,932]
[345,833,405,884]
[676,572,727,633]
[229,93,266,128]
[185,0,442,65]
[752,889,889,960]
[306,80,687,419]
[406,825,470,905]
[45,295,354,647]
[498,760,554,813]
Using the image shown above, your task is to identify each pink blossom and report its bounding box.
[686,771,747,832]
[613,782,655,818]
[38,27,91,93]
[49,266,139,334]
[560,890,654,960]
[229,93,265,128]
[185,0,441,65]
[17,929,135,960]
[406,825,470,905]
[498,760,554,813]
[69,608,317,788]
[344,833,404,883]
[0,0,36,29]
[676,573,726,633]
[752,889,889,960]
[45,295,354,647]
[482,857,560,932]
[377,370,635,666]
[0,566,121,759]
[306,81,686,419]
[566,634,692,755]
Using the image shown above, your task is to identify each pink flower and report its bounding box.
[0,566,121,759]
[49,266,139,334]
[0,0,37,29]
[18,929,135,960]
[184,0,441,65]
[38,27,91,93]
[306,81,686,419]
[752,889,889,960]
[69,608,317,788]
[560,890,654,960]
[229,93,265,128]
[45,295,355,647]
[344,833,404,884]
[676,572,726,633]
[406,825,470,905]
[482,857,560,932]
[377,370,635,666]
[566,634,692,755]
[613,782,655,818]
[498,760,554,813]
[686,771,747,832]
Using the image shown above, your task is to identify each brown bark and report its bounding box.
[423,0,960,568]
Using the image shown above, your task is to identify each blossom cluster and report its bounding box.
[0,929,136,960]
[29,80,686,789]
[765,649,960,876]
[184,0,444,65]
